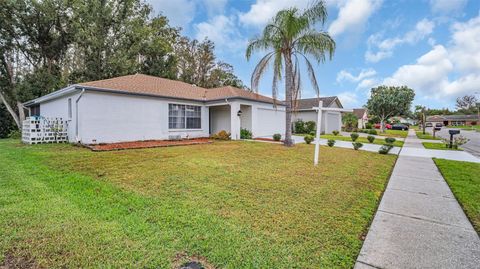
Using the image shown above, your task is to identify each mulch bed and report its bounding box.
[86,138,212,151]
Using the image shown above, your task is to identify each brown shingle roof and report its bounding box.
[353,108,366,118]
[77,74,280,104]
[294,97,340,110]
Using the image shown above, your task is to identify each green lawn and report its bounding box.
[422,142,462,151]
[434,159,480,232]
[321,134,404,147]
[0,139,396,268]
[450,125,480,131]
[416,131,441,140]
[377,130,408,138]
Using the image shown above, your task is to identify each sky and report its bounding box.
[145,0,480,109]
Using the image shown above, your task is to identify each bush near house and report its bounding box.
[332,130,339,136]
[367,135,375,143]
[385,137,396,144]
[350,133,359,142]
[368,129,377,135]
[240,128,252,139]
[294,120,306,134]
[304,135,314,144]
[211,130,231,140]
[273,133,282,141]
[305,121,316,134]
[379,145,392,154]
[327,139,335,147]
[365,122,373,129]
[352,142,363,150]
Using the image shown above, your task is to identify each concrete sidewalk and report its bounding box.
[355,131,480,268]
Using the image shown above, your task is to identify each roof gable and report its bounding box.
[294,96,342,110]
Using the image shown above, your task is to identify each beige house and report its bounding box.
[291,97,344,134]
[353,108,368,129]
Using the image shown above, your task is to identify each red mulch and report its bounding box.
[86,138,212,151]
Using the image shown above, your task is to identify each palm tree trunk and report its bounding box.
[0,91,21,130]
[284,53,294,147]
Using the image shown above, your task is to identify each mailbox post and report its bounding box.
[448,129,460,148]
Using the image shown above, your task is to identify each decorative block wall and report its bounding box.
[22,117,69,144]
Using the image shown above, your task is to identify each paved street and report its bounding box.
[355,129,480,269]
[426,127,480,157]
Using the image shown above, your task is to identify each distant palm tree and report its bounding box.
[246,1,335,146]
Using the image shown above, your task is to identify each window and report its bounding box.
[169,104,201,129]
[68,98,72,119]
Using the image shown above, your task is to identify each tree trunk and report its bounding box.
[422,111,426,135]
[0,91,21,129]
[283,52,294,147]
[380,117,385,133]
[17,101,26,128]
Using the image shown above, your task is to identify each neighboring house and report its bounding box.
[390,116,416,125]
[426,114,479,126]
[24,74,286,144]
[353,108,368,129]
[291,97,345,134]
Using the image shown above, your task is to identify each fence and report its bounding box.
[22,117,69,144]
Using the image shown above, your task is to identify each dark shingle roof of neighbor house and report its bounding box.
[353,108,366,118]
[293,97,341,110]
[427,114,479,121]
[76,74,281,104]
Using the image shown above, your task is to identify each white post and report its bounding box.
[314,100,323,166]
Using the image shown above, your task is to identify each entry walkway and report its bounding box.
[355,130,480,268]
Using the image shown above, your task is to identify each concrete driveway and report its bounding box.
[425,127,480,157]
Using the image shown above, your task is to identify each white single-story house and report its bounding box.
[291,97,346,134]
[353,108,368,129]
[24,74,286,144]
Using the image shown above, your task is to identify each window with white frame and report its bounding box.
[68,98,72,119]
[168,104,201,129]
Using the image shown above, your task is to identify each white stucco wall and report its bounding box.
[77,91,209,144]
[210,105,230,134]
[39,92,81,142]
[292,110,341,134]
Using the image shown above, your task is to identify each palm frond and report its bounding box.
[271,52,283,104]
[250,51,275,92]
[299,52,320,97]
[295,31,335,63]
[246,37,271,60]
[302,0,328,25]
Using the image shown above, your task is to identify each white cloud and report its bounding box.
[147,0,196,27]
[337,68,376,83]
[382,15,480,101]
[238,0,311,27]
[429,0,467,14]
[366,18,435,62]
[357,78,380,90]
[194,15,247,52]
[337,91,360,107]
[328,0,382,37]
[203,0,227,17]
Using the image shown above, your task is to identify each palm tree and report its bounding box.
[246,1,335,146]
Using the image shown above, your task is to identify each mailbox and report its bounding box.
[449,130,460,135]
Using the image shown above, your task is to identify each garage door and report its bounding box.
[326,112,341,134]
[256,108,285,137]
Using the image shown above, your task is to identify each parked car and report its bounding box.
[425,122,433,127]
[374,123,392,129]
[435,123,443,128]
[391,124,409,130]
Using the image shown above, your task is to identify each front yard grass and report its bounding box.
[0,139,396,268]
[321,134,404,147]
[434,159,480,232]
[422,142,462,151]
[377,130,408,138]
[416,131,440,140]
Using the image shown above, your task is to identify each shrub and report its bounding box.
[8,130,21,139]
[309,130,316,136]
[304,135,314,144]
[342,112,358,132]
[365,122,373,129]
[240,128,252,139]
[305,121,316,134]
[327,139,335,147]
[211,130,231,140]
[273,133,282,141]
[350,133,359,141]
[294,120,306,134]
[352,142,363,150]
[385,137,396,144]
[367,135,375,143]
[332,130,339,136]
[379,145,391,154]
[360,129,369,134]
[368,129,377,135]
